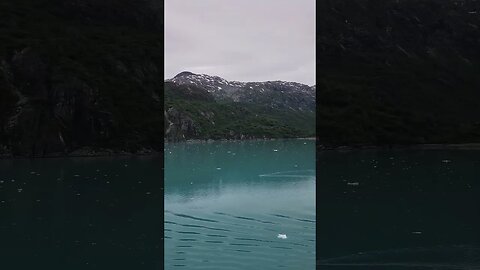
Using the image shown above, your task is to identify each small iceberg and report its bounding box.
[277,234,287,239]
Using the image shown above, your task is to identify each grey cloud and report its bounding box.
[165,0,315,85]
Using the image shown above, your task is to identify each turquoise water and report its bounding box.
[164,139,316,269]
[317,149,480,269]
[0,156,162,269]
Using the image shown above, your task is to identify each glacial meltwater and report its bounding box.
[0,156,162,269]
[164,139,316,270]
[317,149,480,269]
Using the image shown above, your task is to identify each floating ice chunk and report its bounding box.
[442,159,451,163]
[216,167,222,170]
[347,182,360,186]
[277,234,287,239]
[273,149,278,152]
[411,231,422,234]
[17,188,23,193]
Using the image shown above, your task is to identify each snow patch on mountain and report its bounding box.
[166,71,316,112]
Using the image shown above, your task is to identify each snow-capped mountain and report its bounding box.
[165,71,315,112]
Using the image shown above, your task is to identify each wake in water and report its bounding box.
[318,245,480,269]
[259,170,315,178]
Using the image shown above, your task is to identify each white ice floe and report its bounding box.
[277,234,287,239]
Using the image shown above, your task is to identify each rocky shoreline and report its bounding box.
[165,137,316,144]
[0,145,159,159]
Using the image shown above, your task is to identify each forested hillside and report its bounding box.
[317,0,480,146]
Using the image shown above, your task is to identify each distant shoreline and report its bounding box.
[165,137,316,144]
[318,143,480,151]
[3,141,480,160]
[0,148,160,160]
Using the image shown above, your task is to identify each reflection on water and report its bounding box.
[165,140,316,270]
[318,149,480,269]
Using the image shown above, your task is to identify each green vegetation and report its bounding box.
[0,0,163,155]
[164,83,315,140]
[317,0,480,146]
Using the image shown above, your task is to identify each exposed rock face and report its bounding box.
[164,108,199,142]
[164,75,316,142]
[0,0,164,157]
[1,48,116,157]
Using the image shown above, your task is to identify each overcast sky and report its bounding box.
[165,0,315,85]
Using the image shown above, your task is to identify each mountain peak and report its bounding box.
[174,71,197,78]
[165,72,315,112]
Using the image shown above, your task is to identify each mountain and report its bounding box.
[0,0,163,157]
[0,0,314,157]
[164,72,316,141]
[317,0,480,146]
[167,72,315,112]
[3,0,480,156]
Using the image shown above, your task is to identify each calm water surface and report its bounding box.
[0,156,162,269]
[164,139,316,270]
[318,149,480,269]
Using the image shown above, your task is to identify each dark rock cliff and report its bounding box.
[0,0,163,157]
[164,108,199,142]
[1,48,114,156]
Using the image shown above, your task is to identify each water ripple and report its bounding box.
[171,213,218,223]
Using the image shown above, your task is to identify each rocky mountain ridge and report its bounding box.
[164,73,316,142]
[166,72,316,112]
